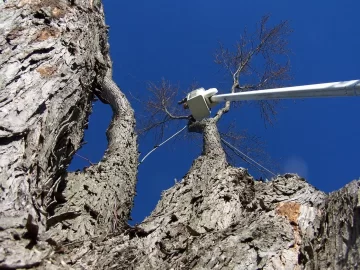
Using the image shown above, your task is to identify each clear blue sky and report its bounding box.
[69,0,360,224]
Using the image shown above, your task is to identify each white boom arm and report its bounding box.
[210,80,360,103]
[185,80,360,121]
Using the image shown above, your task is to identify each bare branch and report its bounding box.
[214,15,292,123]
[136,78,189,141]
[138,16,292,169]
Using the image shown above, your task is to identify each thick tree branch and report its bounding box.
[47,65,138,242]
[0,1,127,267]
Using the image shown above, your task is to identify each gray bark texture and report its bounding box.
[1,1,360,270]
[0,0,137,268]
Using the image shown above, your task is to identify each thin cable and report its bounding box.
[221,137,276,177]
[138,125,187,166]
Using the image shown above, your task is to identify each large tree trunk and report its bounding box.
[71,122,359,270]
[55,119,359,269]
[47,118,360,269]
[0,0,137,268]
[1,1,360,269]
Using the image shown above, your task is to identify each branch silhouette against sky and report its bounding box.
[69,0,360,224]
[136,16,291,176]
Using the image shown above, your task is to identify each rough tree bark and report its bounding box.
[0,0,137,268]
[1,1,360,269]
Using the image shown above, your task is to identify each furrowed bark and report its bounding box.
[0,0,137,268]
[72,166,327,269]
[301,180,360,269]
[72,169,360,269]
[1,1,360,269]
[46,70,138,243]
[61,121,359,270]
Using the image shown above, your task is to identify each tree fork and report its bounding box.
[1,1,360,269]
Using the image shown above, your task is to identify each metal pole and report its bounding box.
[210,80,360,103]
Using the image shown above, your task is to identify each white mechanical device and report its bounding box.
[184,80,360,121]
[185,88,218,120]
